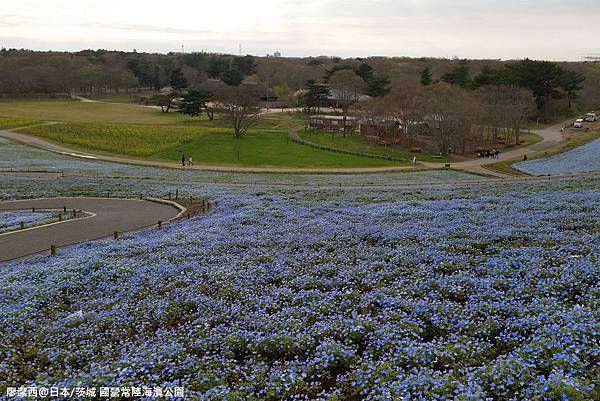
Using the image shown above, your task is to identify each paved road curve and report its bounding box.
[0,198,182,262]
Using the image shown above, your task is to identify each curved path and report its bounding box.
[0,119,572,177]
[0,197,183,262]
[0,127,422,174]
[420,120,570,176]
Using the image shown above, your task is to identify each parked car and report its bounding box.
[585,112,597,122]
[574,119,585,128]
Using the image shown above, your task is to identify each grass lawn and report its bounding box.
[154,131,405,167]
[487,128,600,176]
[0,100,193,125]
[299,130,452,163]
[177,112,307,131]
[495,132,543,151]
[0,117,39,129]
[19,123,405,168]
[85,93,147,104]
[0,99,307,132]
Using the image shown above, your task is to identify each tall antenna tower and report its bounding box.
[239,42,242,56]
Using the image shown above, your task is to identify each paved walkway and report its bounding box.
[0,119,572,177]
[420,120,570,177]
[0,198,183,262]
[0,128,425,174]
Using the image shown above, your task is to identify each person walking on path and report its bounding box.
[181,154,186,166]
[188,155,194,166]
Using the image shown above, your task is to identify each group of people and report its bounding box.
[181,154,193,166]
[477,149,501,158]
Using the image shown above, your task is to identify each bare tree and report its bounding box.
[329,70,366,136]
[214,84,261,138]
[478,85,509,144]
[503,86,535,145]
[419,83,480,155]
[364,84,423,145]
[478,85,535,146]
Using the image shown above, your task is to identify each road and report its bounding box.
[0,197,183,262]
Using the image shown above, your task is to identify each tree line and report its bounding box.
[419,59,586,117]
[0,48,259,95]
[1,48,597,126]
[363,82,536,155]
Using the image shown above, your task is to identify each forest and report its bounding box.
[1,48,599,124]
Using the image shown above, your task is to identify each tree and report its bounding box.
[478,85,535,146]
[329,70,366,136]
[214,84,261,138]
[441,60,471,88]
[356,63,391,96]
[206,56,230,79]
[472,66,499,88]
[232,55,257,76]
[363,84,423,146]
[222,68,244,86]
[504,86,535,145]
[149,93,178,113]
[502,59,565,115]
[300,80,330,113]
[560,70,586,110]
[181,52,208,71]
[177,90,214,120]
[366,76,391,97]
[419,83,479,155]
[153,65,161,92]
[169,67,188,91]
[478,85,510,144]
[355,63,374,82]
[323,64,355,82]
[420,68,433,86]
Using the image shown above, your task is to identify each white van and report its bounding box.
[585,113,597,122]
[573,119,584,128]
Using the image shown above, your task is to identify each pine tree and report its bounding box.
[222,69,245,86]
[560,70,585,110]
[420,68,433,86]
[441,61,471,88]
[177,90,214,120]
[169,67,188,91]
[153,65,161,92]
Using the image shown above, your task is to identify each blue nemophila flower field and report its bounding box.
[1,176,599,400]
[0,211,54,233]
[514,137,600,176]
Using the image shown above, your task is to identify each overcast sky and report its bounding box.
[1,0,599,60]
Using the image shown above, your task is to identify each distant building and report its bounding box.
[582,54,600,61]
[274,51,281,58]
[309,115,360,132]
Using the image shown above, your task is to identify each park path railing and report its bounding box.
[288,129,408,163]
[0,193,211,263]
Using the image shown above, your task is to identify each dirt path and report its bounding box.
[0,197,184,262]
